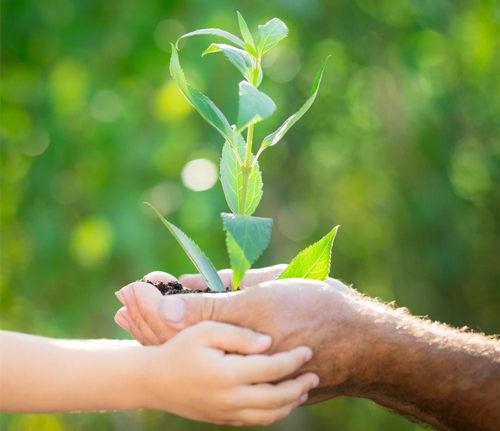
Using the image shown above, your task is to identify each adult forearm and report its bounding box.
[0,331,144,412]
[317,298,500,431]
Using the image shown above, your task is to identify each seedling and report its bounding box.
[147,12,338,291]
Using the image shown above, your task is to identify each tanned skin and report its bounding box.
[115,266,500,431]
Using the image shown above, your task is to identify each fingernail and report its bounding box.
[160,297,185,323]
[256,334,272,346]
[115,290,125,304]
[300,393,308,403]
[115,314,131,331]
[311,375,320,388]
[304,347,313,362]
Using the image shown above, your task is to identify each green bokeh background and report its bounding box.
[1,0,499,429]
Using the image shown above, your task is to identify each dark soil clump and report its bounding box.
[142,279,237,295]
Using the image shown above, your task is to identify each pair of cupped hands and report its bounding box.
[114,265,359,426]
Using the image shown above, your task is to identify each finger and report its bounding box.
[114,306,131,331]
[157,290,234,330]
[130,282,179,343]
[115,306,146,345]
[180,265,287,290]
[236,372,319,409]
[227,346,313,384]
[142,271,178,285]
[119,282,161,345]
[235,398,303,427]
[189,321,272,354]
[179,269,231,290]
[115,293,147,344]
[124,308,148,345]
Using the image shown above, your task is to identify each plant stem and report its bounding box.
[239,123,254,213]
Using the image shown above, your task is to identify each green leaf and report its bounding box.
[220,134,263,215]
[170,44,233,142]
[260,56,330,149]
[279,226,339,280]
[202,43,254,81]
[256,18,288,55]
[145,203,225,292]
[237,81,276,130]
[176,28,245,49]
[237,11,256,53]
[222,213,273,289]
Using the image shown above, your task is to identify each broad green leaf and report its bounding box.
[145,203,225,292]
[170,44,233,142]
[222,213,273,289]
[279,226,339,280]
[256,18,288,55]
[237,11,256,54]
[260,56,330,149]
[202,43,254,81]
[237,81,276,130]
[176,28,244,49]
[220,134,263,215]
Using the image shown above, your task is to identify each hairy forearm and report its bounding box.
[318,296,500,430]
[0,331,145,412]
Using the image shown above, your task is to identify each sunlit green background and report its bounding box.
[1,0,499,429]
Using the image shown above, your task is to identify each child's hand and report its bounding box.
[139,321,318,426]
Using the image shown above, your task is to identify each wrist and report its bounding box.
[102,342,151,411]
[315,290,404,398]
[133,345,175,411]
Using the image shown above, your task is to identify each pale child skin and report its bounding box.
[0,325,319,426]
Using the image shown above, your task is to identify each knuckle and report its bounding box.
[269,360,284,376]
[201,297,217,321]
[270,393,289,408]
[222,368,239,386]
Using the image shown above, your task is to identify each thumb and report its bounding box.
[159,291,235,330]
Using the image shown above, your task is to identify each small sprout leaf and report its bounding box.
[170,44,233,143]
[220,135,263,215]
[256,18,288,55]
[237,81,276,130]
[176,28,245,49]
[237,11,256,52]
[279,226,339,280]
[222,213,273,289]
[260,56,330,149]
[145,203,225,292]
[202,43,254,81]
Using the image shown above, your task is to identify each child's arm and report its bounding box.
[0,331,144,412]
[0,326,317,426]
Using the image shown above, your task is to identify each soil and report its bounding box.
[142,279,236,295]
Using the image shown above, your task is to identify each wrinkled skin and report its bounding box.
[115,266,500,431]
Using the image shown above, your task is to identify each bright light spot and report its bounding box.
[181,158,218,192]
[264,46,301,83]
[50,60,88,114]
[277,202,318,241]
[70,216,114,267]
[144,181,182,215]
[154,80,191,121]
[22,129,50,156]
[90,90,123,123]
[11,414,65,431]
[154,19,185,52]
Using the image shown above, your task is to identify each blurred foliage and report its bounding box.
[1,0,499,429]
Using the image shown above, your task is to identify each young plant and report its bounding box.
[147,12,338,291]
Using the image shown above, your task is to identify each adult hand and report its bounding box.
[115,266,500,431]
[115,266,365,402]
